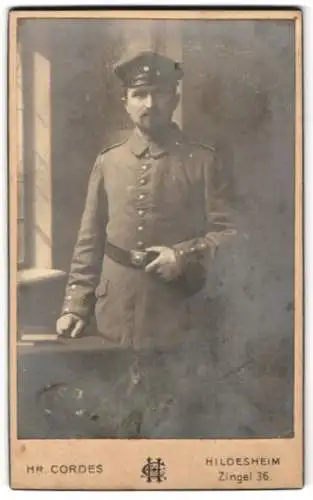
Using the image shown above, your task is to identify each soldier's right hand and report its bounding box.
[56,314,86,338]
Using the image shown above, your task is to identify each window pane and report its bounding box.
[17,41,25,266]
[18,179,24,219]
[18,219,25,265]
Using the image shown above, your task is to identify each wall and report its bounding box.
[183,19,295,428]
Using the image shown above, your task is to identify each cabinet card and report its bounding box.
[9,7,303,490]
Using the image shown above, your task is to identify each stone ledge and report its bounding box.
[18,268,66,286]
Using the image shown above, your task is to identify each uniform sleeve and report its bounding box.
[61,155,107,320]
[172,151,237,263]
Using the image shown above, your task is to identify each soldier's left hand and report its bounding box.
[145,246,183,281]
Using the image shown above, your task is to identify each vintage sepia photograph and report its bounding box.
[9,8,303,490]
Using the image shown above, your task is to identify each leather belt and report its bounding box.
[105,241,159,269]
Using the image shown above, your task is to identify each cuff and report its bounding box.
[61,283,95,319]
[172,239,209,261]
[172,230,238,262]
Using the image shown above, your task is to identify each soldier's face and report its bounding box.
[125,85,179,133]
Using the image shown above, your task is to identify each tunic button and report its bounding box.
[139,178,147,185]
[142,164,148,171]
[138,194,145,200]
[137,241,144,249]
[138,209,145,216]
[190,247,195,253]
[138,226,144,231]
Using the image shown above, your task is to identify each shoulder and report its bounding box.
[189,141,216,153]
[94,138,129,170]
[181,135,216,155]
[182,138,217,168]
[98,138,128,157]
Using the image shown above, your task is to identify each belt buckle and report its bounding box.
[130,250,147,268]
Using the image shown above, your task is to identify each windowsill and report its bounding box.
[17,334,121,353]
[18,268,66,286]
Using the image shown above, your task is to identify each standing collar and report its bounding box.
[128,123,183,158]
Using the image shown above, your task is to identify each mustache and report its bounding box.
[140,108,159,116]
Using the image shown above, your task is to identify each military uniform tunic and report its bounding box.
[62,123,235,350]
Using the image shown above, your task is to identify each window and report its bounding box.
[17,41,25,266]
[17,42,64,284]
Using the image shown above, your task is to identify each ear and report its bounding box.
[121,86,129,105]
[123,93,130,114]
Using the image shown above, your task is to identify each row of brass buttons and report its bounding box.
[136,160,151,249]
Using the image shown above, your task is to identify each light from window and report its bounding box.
[17,42,25,266]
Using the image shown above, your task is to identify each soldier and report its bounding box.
[56,50,237,437]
